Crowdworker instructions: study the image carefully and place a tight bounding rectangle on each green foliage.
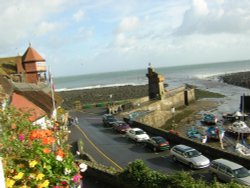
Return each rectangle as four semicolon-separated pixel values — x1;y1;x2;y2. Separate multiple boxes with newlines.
118;160;246;188
118;159;167;188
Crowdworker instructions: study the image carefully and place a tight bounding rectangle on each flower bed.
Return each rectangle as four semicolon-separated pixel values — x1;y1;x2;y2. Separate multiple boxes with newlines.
0;107;82;188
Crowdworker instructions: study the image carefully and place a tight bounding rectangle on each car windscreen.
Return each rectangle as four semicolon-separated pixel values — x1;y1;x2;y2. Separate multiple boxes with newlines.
233;167;250;178
135;130;145;135
154;137;166;144
107;116;116;121
186;150;201;158
119;124;128;127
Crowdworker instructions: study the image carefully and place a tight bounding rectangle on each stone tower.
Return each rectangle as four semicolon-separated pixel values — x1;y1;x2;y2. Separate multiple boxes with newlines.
20;44;47;84
146;64;165;100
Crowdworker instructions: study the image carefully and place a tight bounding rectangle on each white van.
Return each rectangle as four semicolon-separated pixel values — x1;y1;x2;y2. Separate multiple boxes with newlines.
210;158;250;186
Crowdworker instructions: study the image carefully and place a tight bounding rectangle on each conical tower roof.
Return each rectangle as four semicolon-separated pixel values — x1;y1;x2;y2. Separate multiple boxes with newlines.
22;45;45;62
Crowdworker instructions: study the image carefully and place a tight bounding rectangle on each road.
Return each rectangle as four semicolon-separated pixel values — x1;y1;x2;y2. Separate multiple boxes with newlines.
68;108;212;185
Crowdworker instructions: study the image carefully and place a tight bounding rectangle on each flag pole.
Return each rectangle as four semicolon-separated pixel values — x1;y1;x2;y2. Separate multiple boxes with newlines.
49;66;57;121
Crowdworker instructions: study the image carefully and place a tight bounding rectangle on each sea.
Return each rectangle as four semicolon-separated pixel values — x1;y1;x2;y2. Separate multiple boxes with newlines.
54;60;250;92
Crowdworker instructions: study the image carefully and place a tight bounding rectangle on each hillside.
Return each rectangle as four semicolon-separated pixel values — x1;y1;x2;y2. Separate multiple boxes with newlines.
0;56;18;75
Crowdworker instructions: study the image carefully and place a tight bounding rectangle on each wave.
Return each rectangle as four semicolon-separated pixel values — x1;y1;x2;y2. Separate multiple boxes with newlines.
55;82;147;92
194;69;250;79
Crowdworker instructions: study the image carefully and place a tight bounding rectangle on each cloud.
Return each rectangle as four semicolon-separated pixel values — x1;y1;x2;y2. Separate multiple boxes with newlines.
192;0;209;15
0;0;72;53
73;9;85;22
35;21;62;36
174;0;250;35
1;0;250;76
117;16;140;33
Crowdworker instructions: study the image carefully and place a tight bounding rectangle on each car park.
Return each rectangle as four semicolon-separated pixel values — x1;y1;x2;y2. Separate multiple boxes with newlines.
113;121;131;133
170;144;210;169
125;128;150;142
102;114;117;127
209;158;250;186
145;136;170;152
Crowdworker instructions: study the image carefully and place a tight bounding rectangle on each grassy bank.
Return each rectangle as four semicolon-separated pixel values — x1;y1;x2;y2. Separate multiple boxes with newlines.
195;89;225;100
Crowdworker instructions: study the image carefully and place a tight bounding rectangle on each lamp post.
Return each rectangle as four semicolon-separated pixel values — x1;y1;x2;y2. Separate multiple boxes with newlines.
171;107;176;130
109;94;113;114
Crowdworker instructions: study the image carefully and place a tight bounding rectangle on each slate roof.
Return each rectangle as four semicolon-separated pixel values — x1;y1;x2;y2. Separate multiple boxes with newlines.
14;90;54;117
11;92;46;122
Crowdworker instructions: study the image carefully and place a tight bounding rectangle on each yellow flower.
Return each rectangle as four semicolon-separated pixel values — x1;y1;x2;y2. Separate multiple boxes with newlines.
29;173;35;179
13;172;24;180
43;163;51;170
36;173;45;181
20;185;28;188
37;180;50;188
6;178;15;188
29;160;38;168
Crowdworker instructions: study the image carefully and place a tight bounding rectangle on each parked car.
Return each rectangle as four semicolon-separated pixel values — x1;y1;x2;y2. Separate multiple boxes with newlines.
125;128;150;142
170;144;210;169
102;114;117;127
209;158;250;186
113;121;131;133
145;136;170;152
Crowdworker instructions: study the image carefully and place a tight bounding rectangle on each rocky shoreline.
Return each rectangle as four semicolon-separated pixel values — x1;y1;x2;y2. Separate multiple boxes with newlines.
218;71;250;89
58;85;148;109
58;71;249;110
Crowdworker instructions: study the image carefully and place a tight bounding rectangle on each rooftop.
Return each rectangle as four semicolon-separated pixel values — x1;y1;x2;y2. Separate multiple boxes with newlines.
22;46;45;62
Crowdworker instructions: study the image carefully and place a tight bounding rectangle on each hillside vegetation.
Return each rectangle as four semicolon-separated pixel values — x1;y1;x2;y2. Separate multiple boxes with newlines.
0;56;18;75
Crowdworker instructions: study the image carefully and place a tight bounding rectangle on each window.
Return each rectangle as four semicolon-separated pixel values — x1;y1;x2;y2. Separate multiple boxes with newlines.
211;162;218;169
233;167;250;178
219;165;227;173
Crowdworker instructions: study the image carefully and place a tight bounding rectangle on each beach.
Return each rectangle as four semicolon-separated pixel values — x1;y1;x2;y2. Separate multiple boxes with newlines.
58;84;148;109
58;70;250;111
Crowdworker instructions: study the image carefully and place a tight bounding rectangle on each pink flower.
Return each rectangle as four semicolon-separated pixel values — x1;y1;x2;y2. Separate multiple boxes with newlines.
72;174;82;183
19;134;25;141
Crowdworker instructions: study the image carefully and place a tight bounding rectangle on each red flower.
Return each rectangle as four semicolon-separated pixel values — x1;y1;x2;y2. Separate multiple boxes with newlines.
56;148;65;158
61;181;68;186
42;136;55;145
43;148;51;154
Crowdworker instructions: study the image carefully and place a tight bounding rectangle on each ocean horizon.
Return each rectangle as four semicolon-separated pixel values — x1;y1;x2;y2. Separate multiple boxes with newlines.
54;60;250;92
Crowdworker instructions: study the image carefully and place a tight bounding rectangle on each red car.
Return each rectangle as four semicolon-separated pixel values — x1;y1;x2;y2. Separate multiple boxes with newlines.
113;121;131;133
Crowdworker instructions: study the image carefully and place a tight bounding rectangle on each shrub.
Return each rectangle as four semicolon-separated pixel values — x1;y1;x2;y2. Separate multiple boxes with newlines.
118;160;246;188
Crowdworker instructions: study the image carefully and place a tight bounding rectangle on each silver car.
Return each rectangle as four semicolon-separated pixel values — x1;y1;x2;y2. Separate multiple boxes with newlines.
210;158;250;186
170;144;210;169
125;128;150;142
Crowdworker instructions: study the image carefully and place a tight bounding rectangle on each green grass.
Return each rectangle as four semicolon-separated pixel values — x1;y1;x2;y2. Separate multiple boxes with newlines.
195;89;225;100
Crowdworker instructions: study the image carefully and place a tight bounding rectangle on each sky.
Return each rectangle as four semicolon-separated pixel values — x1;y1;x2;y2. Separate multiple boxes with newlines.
0;0;250;77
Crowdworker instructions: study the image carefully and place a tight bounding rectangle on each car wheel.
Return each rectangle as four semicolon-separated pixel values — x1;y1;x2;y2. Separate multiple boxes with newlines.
172;156;177;162
211;172;218;180
189;163;194;169
153;147;157;152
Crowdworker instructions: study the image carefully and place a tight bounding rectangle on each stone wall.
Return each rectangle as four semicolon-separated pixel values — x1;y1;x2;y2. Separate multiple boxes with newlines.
125;85;196;128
